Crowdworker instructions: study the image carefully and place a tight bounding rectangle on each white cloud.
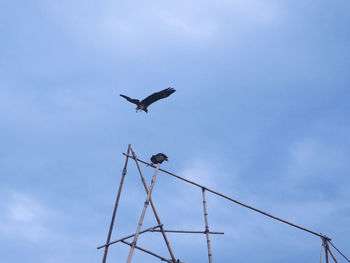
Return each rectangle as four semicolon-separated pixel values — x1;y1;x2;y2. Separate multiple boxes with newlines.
0;192;50;242
182;159;220;187
0;83;46;128
0;80;111;134
225;0;282;23
45;0;283;51
285;138;348;184
7;193;42;222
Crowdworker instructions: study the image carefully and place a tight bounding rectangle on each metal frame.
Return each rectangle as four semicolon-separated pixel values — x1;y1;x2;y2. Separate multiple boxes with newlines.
98;145;223;263
98;144;349;263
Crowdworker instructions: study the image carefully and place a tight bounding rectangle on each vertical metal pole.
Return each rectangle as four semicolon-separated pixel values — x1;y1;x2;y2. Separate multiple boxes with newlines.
126;163;161;263
320;244;324;263
202;187;213;263
102;144;131;263
323;238;329;263
130;148;176;262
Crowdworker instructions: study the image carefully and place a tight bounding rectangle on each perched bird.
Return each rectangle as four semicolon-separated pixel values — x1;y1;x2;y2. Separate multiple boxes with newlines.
120;88;176;113
150;153;168;164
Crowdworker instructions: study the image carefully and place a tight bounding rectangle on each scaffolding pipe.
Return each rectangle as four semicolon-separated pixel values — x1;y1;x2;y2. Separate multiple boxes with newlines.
131;148;176;262
328;247;338;263
202;188;213;263
123;153;331;242
97;225;161;249
122;240;173;263
150;229;224;235
101;145;131;263
126;163;161;263
329;241;350;263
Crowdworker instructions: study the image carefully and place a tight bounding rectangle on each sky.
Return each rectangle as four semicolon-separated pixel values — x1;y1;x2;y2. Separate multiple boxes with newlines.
1;0;350;262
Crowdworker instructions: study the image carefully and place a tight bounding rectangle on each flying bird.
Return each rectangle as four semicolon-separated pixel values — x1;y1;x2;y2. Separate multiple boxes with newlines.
150;153;168;164
120;88;176;113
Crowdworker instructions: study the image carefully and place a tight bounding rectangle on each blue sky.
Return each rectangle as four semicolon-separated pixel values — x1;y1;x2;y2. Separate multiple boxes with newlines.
1;0;350;262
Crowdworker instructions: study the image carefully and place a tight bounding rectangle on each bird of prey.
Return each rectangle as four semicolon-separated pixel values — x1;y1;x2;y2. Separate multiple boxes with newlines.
150;153;168;164
120;88;176;113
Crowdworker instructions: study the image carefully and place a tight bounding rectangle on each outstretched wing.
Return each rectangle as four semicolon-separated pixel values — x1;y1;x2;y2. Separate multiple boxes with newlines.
120;94;139;105
140;88;176;107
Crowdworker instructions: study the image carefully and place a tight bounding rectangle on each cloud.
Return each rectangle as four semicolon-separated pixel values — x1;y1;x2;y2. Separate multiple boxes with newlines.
7;193;43;222
281;137;350;200
287;138;347;177
0;191;50;242
0;80;113;135
44;0;283;52
218;0;282;23
182;159;221;187
2;0;349;262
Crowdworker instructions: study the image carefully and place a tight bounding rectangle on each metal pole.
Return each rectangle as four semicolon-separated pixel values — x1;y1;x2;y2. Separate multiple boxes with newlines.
99;228;224;249
320;244;324;263
122;240;173;263
329;241;350;263
323;238;329;263
326;247;329;263
102;144;131;263
328;247;339;263
123;153;331;241
150;229;224;235
126;163;161;263
97;225;161;249
130;148;176;262
202;188;213;263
